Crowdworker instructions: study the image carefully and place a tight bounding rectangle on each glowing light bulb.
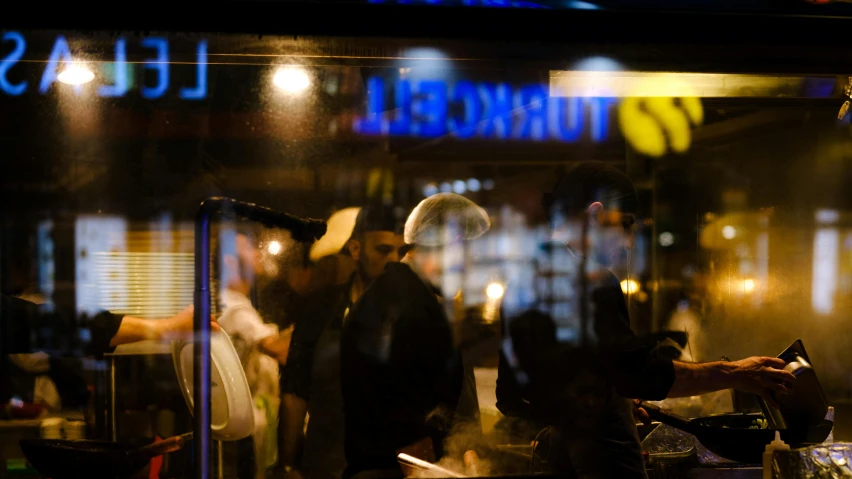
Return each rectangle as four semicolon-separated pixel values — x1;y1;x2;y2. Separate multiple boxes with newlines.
267;241;282;255
722;225;736;240
620;279;640;294
486;283;505;300
273;67;310;94
742;278;756;293
57;63;95;86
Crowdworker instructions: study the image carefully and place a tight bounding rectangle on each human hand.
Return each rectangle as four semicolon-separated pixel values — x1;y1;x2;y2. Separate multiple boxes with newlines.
729;356;795;407
464;450;481;475
156;305;219;341
632;399;652;426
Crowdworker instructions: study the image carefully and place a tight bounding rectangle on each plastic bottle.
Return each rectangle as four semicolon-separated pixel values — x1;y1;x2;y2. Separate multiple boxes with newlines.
763;431;790;479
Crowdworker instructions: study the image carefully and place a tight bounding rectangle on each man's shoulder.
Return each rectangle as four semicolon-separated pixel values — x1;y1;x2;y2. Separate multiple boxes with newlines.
375;262;428;290
348;263;437;326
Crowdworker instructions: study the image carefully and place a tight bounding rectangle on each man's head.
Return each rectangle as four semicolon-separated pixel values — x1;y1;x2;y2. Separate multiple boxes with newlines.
345;206;407;282
543;161;638;266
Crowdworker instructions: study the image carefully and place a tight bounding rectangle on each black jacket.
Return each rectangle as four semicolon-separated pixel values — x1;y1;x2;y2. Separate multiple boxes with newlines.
340;263;466;477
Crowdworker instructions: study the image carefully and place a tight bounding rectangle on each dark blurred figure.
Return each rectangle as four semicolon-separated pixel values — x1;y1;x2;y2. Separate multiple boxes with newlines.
496;162;796;479
280;206;407;479
339;193;489;479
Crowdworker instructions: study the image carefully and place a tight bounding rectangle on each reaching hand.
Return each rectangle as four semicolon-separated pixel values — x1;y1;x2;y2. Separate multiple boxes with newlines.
156;305;219;341
729;356;795;407
632;399;652;426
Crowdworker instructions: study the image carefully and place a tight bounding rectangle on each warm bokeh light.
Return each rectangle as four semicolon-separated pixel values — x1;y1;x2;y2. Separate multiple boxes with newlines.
620;279;640;294
57;63;95;86
267;240;282;255
486;282;505;300
273;66;311;94
722;225;737;240
742;278;756;294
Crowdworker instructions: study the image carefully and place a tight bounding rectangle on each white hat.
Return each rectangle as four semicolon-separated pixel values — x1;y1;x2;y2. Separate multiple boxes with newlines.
309;207;361;262
404;193;490;247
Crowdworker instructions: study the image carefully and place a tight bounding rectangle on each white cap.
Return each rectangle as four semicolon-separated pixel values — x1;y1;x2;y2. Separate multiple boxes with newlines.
404;193;490;247
309;207;361;261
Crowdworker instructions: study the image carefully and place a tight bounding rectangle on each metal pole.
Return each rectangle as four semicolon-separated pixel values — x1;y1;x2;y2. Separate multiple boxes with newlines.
579;214;590;349
191;197;326;479
193;209;212;479
109;357;117;441
650;169;660;332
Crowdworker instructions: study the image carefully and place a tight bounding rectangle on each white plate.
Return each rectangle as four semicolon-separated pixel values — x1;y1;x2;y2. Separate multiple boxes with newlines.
172;331;254;441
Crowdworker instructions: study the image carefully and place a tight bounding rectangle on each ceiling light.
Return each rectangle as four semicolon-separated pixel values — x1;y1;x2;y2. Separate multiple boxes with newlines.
273;67;310;94
620;279;640;295
57;63;95;86
267;241;282;255
486;283;505;300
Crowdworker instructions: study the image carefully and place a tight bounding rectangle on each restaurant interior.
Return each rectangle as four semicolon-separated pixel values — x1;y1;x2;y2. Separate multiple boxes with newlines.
2;27;852;478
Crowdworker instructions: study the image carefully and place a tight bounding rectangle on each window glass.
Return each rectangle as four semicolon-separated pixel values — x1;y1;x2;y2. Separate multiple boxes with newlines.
1;29;849;478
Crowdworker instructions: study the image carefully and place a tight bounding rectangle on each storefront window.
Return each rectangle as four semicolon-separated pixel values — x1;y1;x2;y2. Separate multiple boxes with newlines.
1;26;849;478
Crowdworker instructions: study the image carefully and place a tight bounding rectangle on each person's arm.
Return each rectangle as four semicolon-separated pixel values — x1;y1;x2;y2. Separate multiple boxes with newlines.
279;310;322;473
259;326;294;364
281;393;308;472
588;275;795;406
668;357;795;405
108;305;219;347
495;348;535;420
494;304;536;421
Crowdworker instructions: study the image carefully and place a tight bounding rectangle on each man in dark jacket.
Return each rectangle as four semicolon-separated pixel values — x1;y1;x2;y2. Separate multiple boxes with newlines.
339;193;489;479
281;206;408;479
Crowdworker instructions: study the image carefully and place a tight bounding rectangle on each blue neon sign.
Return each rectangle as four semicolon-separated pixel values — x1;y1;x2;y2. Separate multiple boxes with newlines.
367;0;550;8
0;32;208;100
354;76;615;142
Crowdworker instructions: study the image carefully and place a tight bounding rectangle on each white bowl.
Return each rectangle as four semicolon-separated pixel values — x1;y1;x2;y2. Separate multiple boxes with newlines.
172;330;254;441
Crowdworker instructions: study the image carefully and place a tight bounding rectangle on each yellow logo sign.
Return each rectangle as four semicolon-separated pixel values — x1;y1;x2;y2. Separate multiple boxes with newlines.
618;96;704;158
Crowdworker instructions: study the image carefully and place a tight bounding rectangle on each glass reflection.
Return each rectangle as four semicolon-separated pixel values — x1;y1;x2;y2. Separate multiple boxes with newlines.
0;30;850;479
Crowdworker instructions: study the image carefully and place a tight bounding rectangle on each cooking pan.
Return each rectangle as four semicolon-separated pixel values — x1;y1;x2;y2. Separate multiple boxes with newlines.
639;402;832;463
20;431;192;479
